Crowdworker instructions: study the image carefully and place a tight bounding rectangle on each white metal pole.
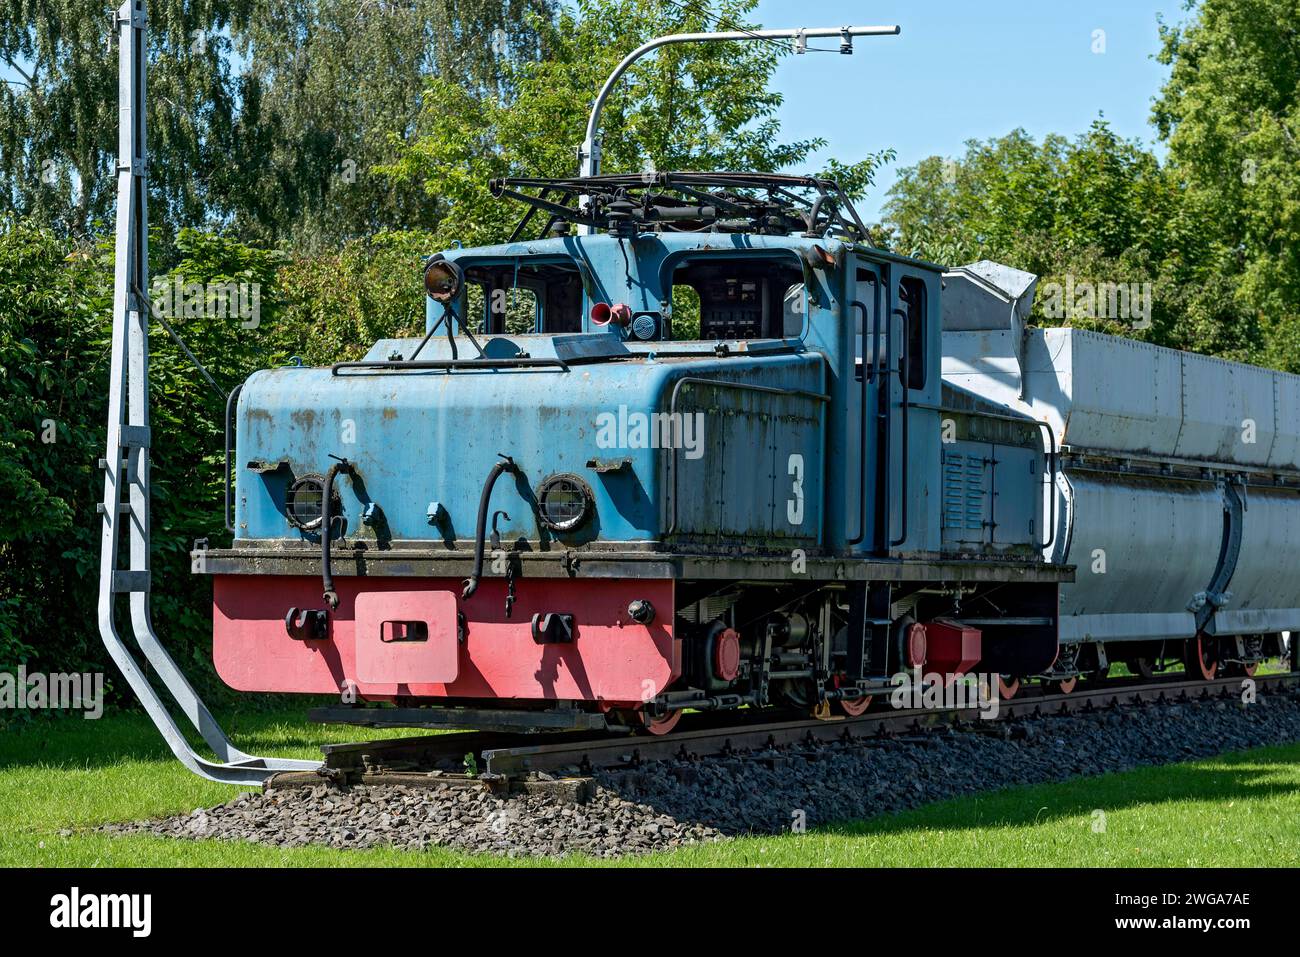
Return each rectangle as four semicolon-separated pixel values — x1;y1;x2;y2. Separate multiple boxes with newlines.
575;24;900;233
580;25;902;178
99;0;321;784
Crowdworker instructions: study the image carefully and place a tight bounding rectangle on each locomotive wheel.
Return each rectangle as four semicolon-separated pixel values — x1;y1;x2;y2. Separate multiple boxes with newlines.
997;675;1021;699
836;695;873;716
610;706;682;735
1183;634;1218;681
641;709;682;735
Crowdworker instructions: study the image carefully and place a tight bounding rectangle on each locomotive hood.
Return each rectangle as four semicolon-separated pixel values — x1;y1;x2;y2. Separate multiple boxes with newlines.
232;339;827;550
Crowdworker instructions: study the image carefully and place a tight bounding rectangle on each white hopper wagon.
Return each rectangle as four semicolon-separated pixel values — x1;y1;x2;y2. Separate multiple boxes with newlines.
943;261;1300;679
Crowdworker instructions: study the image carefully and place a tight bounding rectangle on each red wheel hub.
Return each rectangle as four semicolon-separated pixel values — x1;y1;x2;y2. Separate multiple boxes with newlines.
712;627;741;682
903;622;928;670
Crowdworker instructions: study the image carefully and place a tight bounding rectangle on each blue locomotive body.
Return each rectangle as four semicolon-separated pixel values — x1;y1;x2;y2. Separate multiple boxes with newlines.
233;231;939;555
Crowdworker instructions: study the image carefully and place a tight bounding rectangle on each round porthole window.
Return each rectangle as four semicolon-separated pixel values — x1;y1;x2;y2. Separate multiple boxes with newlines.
536;474;593;532
286;476;327;530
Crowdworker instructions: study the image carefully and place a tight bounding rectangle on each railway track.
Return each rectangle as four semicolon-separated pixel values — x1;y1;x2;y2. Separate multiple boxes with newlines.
265;671;1300;798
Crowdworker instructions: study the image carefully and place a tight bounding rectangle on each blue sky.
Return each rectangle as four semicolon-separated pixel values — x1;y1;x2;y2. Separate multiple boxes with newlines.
3;1;1193;225
751;0;1189;220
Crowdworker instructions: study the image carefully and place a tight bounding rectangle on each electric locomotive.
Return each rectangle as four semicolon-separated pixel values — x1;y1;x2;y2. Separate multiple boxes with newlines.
199;173;1078;733
198;172;1300;734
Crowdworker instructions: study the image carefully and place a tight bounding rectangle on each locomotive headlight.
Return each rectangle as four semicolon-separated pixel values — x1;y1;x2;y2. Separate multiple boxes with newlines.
286;476;327;530
424;257;463;302
537;474;593;532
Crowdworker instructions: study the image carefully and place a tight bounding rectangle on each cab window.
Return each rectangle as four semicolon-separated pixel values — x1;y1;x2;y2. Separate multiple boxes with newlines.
462;260;584;334
898;276;927;390
669;257;805;340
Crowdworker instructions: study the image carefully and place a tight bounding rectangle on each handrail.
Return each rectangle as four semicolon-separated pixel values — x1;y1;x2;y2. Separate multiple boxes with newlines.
878;274;895;554
331;358;570;375
224;381;242;532
891;306;910;548
846;299;871;546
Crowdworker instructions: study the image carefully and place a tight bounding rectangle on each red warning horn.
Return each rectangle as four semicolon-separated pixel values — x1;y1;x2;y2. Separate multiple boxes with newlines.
591;302;632;327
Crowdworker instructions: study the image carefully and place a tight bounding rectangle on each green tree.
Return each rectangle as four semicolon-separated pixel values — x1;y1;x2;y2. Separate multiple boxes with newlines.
1153;0;1300;371
0;0;247;237
0;219;108;671
225;0;554;248
881;120;1248;355
378;0;892;248
0;218;286;695
271;230;430;362
0;1;553;246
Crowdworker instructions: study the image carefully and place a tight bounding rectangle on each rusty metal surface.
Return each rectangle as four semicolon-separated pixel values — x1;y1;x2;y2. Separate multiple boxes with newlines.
193;544;1072;584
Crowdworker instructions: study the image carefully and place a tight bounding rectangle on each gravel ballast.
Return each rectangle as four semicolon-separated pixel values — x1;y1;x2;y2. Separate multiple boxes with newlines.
106;689;1300;858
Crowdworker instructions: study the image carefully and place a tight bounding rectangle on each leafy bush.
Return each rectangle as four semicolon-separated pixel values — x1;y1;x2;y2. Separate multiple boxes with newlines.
0;216;435;712
0;221;109;675
272;231;431;364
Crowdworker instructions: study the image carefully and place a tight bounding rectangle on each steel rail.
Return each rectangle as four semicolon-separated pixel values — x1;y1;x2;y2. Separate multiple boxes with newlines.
479;672;1298;776
271;672;1299;789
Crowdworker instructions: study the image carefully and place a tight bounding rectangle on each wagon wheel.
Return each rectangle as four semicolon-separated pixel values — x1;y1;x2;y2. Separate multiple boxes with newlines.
1225;636;1264;678
997;675;1021;699
637;709;682;735
1124;657;1156;680
1044;645;1079;694
1183;634;1218;681
1043;675;1077;694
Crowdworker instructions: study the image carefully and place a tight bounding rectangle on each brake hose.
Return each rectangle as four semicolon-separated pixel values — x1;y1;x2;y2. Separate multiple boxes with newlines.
321;457;353;610
463;454;521;599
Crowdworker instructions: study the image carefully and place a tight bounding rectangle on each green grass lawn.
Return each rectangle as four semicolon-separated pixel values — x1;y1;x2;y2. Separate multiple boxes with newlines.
2;707;1298;867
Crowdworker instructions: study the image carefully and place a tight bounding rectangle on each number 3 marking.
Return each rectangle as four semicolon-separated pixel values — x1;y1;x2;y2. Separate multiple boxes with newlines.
787;453;804;525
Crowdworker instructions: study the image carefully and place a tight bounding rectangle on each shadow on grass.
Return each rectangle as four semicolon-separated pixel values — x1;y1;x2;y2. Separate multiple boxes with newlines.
0;704;342;772
815;744;1300;840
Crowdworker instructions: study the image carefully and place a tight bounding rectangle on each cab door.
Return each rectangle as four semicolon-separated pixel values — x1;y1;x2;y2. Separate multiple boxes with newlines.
848;256;939;556
846;258;891;553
